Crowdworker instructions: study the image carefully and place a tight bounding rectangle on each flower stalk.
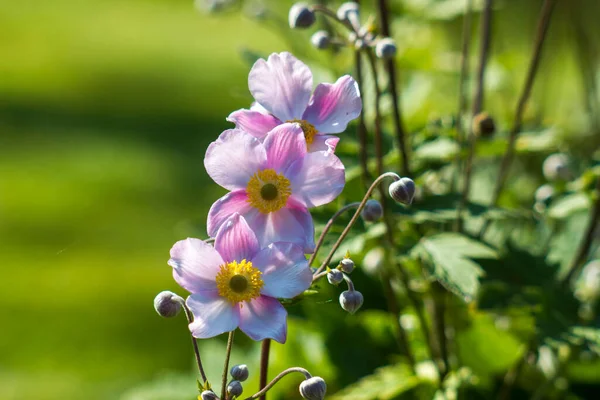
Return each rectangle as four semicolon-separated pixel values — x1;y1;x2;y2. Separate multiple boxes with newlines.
259;339;271;400
221;330;236;400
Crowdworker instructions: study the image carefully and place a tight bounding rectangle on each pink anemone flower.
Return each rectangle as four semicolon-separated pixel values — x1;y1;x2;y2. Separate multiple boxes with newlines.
227;52;362;152
205;123;345;253
169;213;312;343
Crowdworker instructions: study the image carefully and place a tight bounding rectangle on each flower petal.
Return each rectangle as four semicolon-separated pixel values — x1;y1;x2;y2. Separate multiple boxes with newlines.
168;238;223;293
227;109;281;139
248;52;313;122
302;75;362;134
248;206;315;253
309;134;340;153
252;242;312;299
285;197;316;253
263;123;307;173
204;129;267;191
214;213;260;263
239;295;287;343
187;291;239;339
207;190;254;238
287;151;345;208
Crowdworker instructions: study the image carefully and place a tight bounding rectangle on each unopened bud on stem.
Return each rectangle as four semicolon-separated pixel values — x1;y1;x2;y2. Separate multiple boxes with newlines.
339;290;364;314
375;37;397;59
153;291;183;318
230;364;249;382
472;112;496;138
311;30;330;49
299;376;327;400
289;3;316;29
337;2;359;22
227;380;243;397
200;390;219;400
327;269;344;285
389;177;416;205
340;258;355;274
361;199;383;222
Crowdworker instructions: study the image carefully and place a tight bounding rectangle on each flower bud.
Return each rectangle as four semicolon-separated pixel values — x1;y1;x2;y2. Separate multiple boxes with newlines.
339;258;355;274
535;184;554;205
543;153;571;181
472;112;496;138
227;380;243;397
336;2;359;21
375;37;397;59
339;290;364;314
200;390;219;400
361;199;383;222
327;269;344;285
389;177;416;205
153;291;183;318
299;376;327;400
289;3;316;29
230;364;249;382
311;30;330;50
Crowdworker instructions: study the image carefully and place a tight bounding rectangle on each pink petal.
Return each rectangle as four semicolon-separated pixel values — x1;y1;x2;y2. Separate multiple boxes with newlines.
248;52;313;122
214;213;260;263
248;206;315;253
168;238;223;293
263;123;307;173
187;291;240;339
287;151;346;208
204;129;267;191
251;242;312;299
286;197;316;253
207;191;253;238
239;296;287;343
227;109;281;139
309;134;340;153
302;75;362;134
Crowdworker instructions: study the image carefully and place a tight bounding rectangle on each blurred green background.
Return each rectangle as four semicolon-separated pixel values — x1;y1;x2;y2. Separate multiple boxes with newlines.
1;0;598;399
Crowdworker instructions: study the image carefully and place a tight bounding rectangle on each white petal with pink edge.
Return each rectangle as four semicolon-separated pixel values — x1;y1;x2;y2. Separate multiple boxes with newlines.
238;295;287;343
168;238;223;293
246;206;315;254
187;291;240;339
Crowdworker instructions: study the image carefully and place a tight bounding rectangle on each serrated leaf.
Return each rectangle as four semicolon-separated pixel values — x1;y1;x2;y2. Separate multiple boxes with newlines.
413;233;497;301
548;193;591;219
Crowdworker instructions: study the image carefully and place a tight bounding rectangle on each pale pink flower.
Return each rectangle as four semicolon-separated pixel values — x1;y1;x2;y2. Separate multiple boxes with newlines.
169;213;312;343
205;123;345;253
227;52;362;152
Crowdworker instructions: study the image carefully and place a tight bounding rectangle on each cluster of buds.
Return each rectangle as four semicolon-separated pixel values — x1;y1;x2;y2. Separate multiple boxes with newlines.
288;1;398;59
324;253;363;314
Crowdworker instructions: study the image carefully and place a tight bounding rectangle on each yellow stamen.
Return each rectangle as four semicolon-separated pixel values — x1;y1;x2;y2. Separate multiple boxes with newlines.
246;169;291;214
215;259;264;304
287;119;317;147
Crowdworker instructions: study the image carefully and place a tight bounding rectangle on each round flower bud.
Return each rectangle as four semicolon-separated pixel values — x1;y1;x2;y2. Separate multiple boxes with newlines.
227;380;243;397
200;390;219;400
361;199;383;222
336;2;359;21
153;291;183;318
535;184;555;205
543;153;571;181
327;269;344;285
299;376;327;400
230;364;249;382
389;177;416;205
339;258;355;274
375;37;397;59
289;3;316;29
339;290;364;314
311;30;330;50
472;112;496;138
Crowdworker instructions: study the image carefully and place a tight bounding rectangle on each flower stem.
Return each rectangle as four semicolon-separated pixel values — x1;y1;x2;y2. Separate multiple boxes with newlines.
221;331;235;400
242;368;312;400
455;0;493;233
374;0;411;176
311;4;357;33
309;202;361;268
258;339;271;400
175;298;208;383
315;172;400;276
478;0;556;238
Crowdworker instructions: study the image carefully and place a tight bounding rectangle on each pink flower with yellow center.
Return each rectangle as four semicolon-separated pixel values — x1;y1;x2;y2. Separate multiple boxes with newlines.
227;52;362;152
169;213;312;343
205;123;345;253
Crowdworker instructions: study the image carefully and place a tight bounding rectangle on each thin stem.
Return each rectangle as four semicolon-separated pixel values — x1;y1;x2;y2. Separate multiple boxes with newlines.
354;50;372;189
479;0;556;238
451;0;474;192
242;368;311;400
342;272;356;291
315;172;401;276
374;0;411;176
311;4;357;33
221;331;235;400
309;202;361;267
175;298;208;383
456;0;493;233
561;178;600;286
258;339;271;400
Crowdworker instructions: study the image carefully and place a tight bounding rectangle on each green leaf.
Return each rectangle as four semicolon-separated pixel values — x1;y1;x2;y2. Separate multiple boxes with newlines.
413;233;497;301
548;193;591;219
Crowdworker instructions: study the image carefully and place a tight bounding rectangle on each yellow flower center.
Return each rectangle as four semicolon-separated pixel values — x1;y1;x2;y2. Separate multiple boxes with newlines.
246;169;292;213
215;259;264;304
287;119;317;147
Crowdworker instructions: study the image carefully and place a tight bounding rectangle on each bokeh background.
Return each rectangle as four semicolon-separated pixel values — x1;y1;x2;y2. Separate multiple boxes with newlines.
1;0;599;399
